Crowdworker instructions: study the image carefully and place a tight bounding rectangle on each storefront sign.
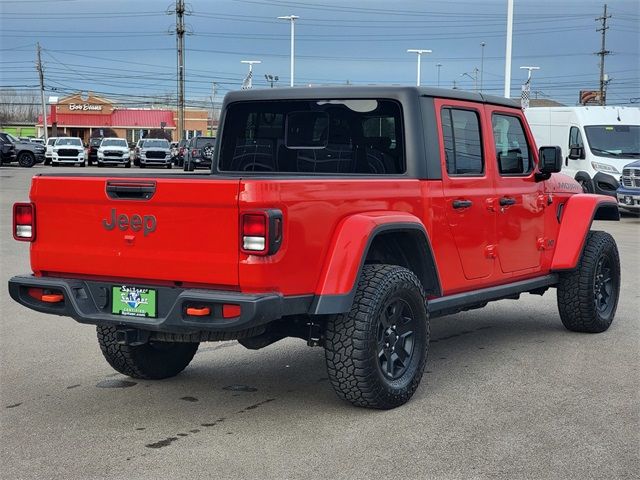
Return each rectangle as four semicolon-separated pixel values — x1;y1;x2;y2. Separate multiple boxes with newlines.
68;103;104;111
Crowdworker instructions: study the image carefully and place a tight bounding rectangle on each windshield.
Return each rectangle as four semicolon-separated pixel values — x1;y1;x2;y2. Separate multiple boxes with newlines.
142;139;169;148
584;125;640;158
55;138;82;146
101;139;127;147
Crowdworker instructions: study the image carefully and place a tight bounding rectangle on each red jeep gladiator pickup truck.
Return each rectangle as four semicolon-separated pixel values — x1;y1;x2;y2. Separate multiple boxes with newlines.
9;87;621;409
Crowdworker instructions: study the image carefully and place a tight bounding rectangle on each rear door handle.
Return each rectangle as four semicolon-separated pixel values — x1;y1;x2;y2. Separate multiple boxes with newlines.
499;197;516;206
452;199;473;209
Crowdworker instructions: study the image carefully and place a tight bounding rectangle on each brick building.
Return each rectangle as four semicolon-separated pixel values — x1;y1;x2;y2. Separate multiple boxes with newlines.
36;93;210;143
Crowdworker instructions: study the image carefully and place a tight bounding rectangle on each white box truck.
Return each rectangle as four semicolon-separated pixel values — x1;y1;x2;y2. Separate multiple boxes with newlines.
525;106;640;196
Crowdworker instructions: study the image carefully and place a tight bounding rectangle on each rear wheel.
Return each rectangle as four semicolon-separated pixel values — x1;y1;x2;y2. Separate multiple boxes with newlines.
324;264;429;409
557;231;620;333
17;152;35;168
96;325;199;380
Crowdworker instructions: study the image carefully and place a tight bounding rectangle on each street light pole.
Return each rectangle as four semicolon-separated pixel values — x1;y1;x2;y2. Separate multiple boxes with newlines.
480;41;486;93
436;63;443;88
504;0;514;98
407;49;432;86
277;15;299;87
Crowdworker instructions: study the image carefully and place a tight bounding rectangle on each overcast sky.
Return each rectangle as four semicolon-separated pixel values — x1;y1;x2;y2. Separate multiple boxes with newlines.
0;0;638;107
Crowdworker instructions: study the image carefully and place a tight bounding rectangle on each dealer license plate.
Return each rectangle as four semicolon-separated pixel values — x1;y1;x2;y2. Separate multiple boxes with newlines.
112;286;157;318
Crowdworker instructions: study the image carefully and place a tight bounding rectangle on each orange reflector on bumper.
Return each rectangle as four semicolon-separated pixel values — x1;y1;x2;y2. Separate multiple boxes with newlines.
186;306;211;317
41;293;64;303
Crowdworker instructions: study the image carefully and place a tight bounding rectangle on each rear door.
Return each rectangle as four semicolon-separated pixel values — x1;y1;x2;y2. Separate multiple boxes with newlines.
486;107;545;274
435;99;496;280
30;176;241;287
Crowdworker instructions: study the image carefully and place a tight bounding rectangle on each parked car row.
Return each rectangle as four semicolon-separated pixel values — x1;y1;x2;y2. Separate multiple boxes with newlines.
3;133;217;171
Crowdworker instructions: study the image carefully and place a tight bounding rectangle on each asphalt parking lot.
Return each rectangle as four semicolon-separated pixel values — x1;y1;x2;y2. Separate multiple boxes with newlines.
0;164;638;480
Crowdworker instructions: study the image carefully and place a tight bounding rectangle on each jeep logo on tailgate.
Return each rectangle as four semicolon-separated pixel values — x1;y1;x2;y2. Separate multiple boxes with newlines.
102;208;157;236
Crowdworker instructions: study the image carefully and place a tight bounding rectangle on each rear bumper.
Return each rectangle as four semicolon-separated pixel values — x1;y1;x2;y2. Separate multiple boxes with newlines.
8;275;311;334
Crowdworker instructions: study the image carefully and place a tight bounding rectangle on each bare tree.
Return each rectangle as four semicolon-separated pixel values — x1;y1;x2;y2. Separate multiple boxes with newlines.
0;89;40;124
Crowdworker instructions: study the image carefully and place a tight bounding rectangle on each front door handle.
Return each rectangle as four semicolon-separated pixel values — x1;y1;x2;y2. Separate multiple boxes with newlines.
452;199;473;209
499;197;516;206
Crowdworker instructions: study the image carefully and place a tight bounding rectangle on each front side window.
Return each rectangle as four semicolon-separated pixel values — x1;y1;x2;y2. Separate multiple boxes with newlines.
219;99;405;174
441;107;484;176
569;126;583;149
492;114;533;175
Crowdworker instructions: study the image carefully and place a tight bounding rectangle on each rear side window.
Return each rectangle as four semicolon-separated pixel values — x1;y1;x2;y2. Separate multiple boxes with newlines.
218;99;405;174
492;114;533;175
441;108;484;175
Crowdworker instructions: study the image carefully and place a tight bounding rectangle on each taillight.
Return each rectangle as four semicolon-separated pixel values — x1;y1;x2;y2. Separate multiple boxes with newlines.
240;210;283;256
13;202;35;242
192;148;199;156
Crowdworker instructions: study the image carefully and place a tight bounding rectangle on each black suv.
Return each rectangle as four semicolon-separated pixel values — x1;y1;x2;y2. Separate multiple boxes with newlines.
0;132;45;167
183;136;216;171
88;137;103;166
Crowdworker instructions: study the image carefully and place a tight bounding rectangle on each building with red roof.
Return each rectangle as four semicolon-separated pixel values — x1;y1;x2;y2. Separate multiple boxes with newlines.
36;92;211;143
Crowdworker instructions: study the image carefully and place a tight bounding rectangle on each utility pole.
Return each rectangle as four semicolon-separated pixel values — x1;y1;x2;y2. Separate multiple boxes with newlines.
504;0;514;98
407;49;432;86
210;82;217;135
175;0;186;141
596;4;611;106
436;63;442;88
36;42;47;141
480;41;486;93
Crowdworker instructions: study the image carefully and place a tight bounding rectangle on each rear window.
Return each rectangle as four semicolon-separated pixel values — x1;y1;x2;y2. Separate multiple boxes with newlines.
194;137;215;148
218;99;405;174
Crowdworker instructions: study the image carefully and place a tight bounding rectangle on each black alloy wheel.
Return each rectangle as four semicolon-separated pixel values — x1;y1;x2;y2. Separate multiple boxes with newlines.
377;297;417;380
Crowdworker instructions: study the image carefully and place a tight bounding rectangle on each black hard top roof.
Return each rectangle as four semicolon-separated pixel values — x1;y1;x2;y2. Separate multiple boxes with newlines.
224;86;518;109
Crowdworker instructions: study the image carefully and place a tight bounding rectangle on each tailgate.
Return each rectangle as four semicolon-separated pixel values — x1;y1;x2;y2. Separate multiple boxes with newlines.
30;176;240;287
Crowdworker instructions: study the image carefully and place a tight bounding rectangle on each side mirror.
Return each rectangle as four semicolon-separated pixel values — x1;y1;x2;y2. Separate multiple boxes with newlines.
568;144;585;160
535;145;562;181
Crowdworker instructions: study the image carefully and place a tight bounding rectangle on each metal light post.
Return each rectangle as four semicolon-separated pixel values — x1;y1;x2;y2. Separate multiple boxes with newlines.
241;60;261;89
504;0;514;98
277;15;299;87
461;69;479;92
407;49;432;86
436;63;443;88
480;42;486;93
265;74;279;88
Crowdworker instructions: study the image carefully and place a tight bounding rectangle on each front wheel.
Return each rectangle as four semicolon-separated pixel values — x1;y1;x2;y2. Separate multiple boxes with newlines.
557;231;620;333
17;152;35;168
324;264;429;409
96;326;199;380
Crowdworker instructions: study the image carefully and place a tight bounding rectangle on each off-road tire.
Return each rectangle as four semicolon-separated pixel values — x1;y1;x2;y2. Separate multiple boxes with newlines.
325;264;429;409
96;325;199;379
17;152;35;168
557;231;620;333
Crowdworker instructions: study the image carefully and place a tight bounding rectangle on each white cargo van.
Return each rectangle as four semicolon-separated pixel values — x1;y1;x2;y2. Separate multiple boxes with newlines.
525;106;640;196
